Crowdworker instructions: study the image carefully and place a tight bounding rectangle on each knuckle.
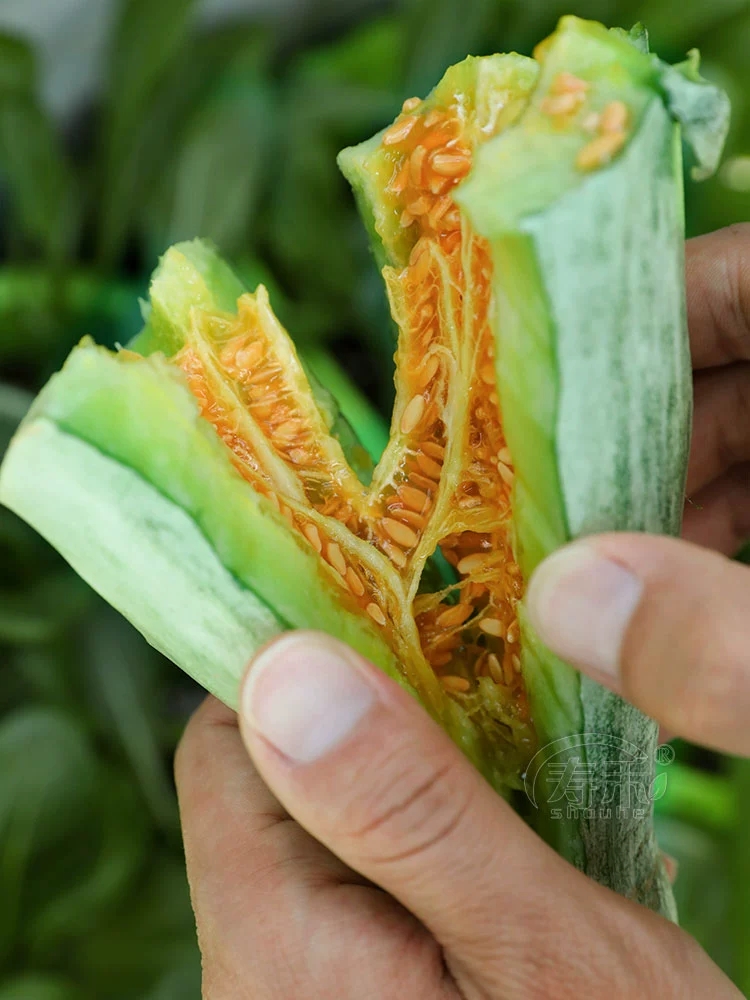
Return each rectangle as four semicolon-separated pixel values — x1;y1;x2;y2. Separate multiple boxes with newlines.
342;745;472;870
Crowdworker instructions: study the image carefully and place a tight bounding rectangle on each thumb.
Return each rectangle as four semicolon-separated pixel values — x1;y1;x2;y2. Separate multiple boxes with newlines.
236;631;731;998
237;631;639;988
527;534;750;755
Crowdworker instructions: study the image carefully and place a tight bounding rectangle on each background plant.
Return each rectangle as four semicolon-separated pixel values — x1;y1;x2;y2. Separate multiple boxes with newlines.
0;1;748;996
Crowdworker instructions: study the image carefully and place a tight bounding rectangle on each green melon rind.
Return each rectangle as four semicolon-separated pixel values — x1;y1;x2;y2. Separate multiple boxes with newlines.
0;344;402;706
456;16;721;916
1;420;284;708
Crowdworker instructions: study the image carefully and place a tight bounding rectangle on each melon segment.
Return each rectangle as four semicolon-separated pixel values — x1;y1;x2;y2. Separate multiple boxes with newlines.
0;14;732;916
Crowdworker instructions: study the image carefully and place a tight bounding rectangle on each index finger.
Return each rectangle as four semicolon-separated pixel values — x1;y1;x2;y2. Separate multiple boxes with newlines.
174;696;356;960
687;224;750;370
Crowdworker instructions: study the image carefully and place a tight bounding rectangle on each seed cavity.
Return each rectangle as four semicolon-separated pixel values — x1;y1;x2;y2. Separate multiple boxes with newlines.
431;152;471;177
399;484;430;512
382;517;419;549
552;71;589;95
497;461;514;486
600;100;628;134
541;91;584;117
487;654;503;684
576;130;626;171
479;617;504;637
456;552;490;575
367;603;387;625
441;675;470;693
327;542;347;577
415;452;442;480
383;116;418;145
401;394;426;435
437;603;473;628
304;523;322;553
346;567;366;597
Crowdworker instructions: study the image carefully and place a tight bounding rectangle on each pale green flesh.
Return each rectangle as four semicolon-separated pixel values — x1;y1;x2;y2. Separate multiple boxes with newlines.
0;345;401;703
1;421;283;709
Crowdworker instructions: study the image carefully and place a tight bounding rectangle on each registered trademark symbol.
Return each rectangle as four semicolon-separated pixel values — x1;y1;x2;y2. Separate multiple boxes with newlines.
656;744;675;766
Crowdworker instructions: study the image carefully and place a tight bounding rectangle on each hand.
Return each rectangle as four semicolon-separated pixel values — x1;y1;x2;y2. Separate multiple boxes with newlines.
174;225;749;999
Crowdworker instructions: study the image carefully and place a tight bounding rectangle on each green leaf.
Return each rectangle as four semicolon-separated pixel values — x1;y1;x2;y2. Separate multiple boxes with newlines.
655;760;736;833
0;35;35;93
0;975;83;1000
634;0;750;50
96;0;199;265
0;708;98;962
0;382;32;456
26;770;151;964
146;34;275;256
401;0;510;96
729;757;750;993
82;606;177;830
71;854;198;999
655;814;733;975
294;15;406;92
0;571;91;644
0;36;78;262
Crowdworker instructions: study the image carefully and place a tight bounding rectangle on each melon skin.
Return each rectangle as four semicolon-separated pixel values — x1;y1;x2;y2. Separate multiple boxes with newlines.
0;15;731;922
340;15;728;918
0;344;403;707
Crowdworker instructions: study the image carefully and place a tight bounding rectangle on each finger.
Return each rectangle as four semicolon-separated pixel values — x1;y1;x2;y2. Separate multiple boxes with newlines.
687;224;750;370
527;534;750;755
174;696;358;988
687;363;750;494
684;463;750;555
237;632;728;996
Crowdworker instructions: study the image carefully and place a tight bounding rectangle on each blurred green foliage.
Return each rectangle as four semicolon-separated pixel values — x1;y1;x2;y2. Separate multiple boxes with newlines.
0;1;748;996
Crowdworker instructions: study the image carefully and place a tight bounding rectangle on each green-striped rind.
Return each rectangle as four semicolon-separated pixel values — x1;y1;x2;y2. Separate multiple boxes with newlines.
1;420;283;708
456;17;708;915
0;344;402;706
540;102;686;918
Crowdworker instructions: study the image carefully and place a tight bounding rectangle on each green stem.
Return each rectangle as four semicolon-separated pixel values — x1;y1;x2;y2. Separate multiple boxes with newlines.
728;757;750;993
654;761;736;835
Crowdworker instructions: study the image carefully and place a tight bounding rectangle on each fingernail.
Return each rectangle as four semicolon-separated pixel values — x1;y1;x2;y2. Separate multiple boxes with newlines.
526;544;643;678
241;633;376;764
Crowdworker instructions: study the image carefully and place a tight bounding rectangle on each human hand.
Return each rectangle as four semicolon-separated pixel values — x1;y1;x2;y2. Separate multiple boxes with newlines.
174;226;750;998
175;631;737;998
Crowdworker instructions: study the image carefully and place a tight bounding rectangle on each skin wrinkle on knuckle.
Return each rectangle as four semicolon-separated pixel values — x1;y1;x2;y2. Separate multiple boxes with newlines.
341;747;473;871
